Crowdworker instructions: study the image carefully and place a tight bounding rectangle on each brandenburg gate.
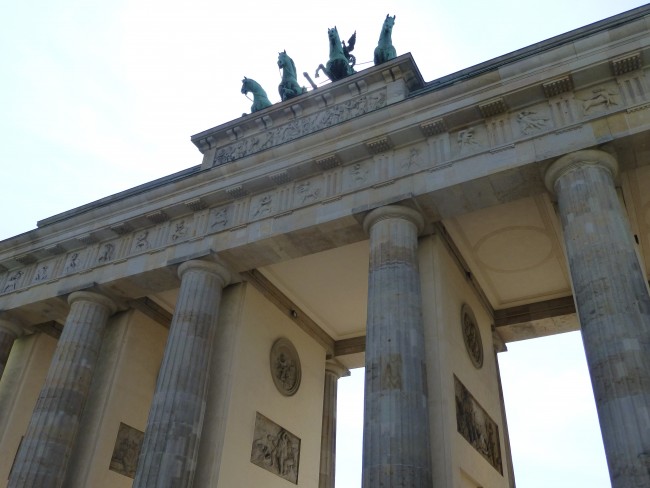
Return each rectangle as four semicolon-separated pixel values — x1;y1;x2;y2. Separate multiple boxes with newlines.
1;6;649;488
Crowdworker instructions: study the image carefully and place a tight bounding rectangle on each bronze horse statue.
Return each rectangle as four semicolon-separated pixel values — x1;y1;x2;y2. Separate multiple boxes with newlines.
374;14;396;65
278;51;306;102
241;77;272;113
315;27;356;82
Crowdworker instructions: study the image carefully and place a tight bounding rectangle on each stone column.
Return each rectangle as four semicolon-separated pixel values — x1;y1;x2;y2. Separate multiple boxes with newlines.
8;291;115;488
133;259;230;488
545;149;650;488
319;359;350;488
0;318;23;380
361;205;432;487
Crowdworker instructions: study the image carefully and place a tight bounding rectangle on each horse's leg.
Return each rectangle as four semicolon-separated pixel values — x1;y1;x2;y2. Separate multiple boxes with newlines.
315;64;325;78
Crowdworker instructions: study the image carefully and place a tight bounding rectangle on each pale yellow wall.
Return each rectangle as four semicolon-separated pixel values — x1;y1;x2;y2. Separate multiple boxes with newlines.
0;332;57;485
65;309;167;488
420;234;511;488
216;283;327;488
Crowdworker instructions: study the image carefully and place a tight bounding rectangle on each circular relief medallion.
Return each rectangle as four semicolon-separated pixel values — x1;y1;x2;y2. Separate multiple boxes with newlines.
461;304;483;369
270;338;302;396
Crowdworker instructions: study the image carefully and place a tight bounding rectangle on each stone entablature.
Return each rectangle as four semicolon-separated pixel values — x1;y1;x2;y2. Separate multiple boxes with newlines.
1;10;650;326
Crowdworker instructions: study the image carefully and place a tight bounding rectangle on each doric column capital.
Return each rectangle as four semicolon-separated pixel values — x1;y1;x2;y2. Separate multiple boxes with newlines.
544;149;618;194
325;359;350;379
178;259;231;288
68;291;116;315
0;318;24;338
362;205;425;235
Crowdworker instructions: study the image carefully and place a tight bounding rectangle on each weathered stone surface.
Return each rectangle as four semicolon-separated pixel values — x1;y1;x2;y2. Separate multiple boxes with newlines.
8;291;115;488
133;259;230;488
0;319;22;379
362;205;432;487
319;359;349;488
546;150;650;488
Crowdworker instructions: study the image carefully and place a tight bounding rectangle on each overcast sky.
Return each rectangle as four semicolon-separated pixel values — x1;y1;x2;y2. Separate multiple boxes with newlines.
2;1;648;487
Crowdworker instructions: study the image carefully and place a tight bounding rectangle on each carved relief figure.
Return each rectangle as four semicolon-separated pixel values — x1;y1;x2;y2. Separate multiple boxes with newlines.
296;181;320;204
3;270;23;292
402;148;422;169
349;163;368;183
270;338;301;396
211;207;229;229
517;110;549;134
110;423;144;479
98;243;115;263
33;265;49;282
253;195;273;218
171;220;187;241
213;90;386;166
462;305;483;369
251;413;301;484
455;376;503;473
457;128;480;148
135;231;150;250
582;88;618;112
65;253;80;274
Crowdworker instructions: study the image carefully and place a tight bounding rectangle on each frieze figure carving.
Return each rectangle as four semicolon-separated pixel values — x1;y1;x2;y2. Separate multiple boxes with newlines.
455;376;503;473
349;162;369;184
214;90;386;166
33;265;49;282
402;147;422;169
315;27;356;82
374;14;396;65
171;220;187;241
135;231;150;250
461;304;483;369
110;423;144;479
582;87;618;112
457;128;480;148
253;195;273;218
242;77;273;113
98;242;116;263
278;51;306;102
3;270;23;293
517;110;549;134
296;181;320;204
210;207;229;229
64;253;80;274
270;338;301;396
250;412;300;484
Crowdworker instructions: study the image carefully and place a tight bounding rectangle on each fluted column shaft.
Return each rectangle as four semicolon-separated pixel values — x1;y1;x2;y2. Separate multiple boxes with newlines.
319;360;349;488
8;291;115;488
546;150;650;488
362;205;432;488
134;260;230;488
0;319;22;380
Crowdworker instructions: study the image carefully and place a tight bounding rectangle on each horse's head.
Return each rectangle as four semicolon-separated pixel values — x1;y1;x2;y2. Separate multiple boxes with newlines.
384;14;395;31
327;26;340;46
241;77;253;95
278;50;288;69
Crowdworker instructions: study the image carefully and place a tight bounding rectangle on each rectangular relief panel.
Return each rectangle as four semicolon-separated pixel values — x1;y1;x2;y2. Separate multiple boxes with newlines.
454;376;503;474
250;412;301;484
109;422;144;479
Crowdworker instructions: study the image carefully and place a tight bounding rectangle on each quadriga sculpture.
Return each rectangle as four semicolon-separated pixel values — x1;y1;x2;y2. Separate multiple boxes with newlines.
315;27;356;82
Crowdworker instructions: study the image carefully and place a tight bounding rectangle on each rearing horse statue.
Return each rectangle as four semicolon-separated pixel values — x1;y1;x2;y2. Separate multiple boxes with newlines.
241;77;272;113
278;50;306;102
374;14;396;65
315;27;356;82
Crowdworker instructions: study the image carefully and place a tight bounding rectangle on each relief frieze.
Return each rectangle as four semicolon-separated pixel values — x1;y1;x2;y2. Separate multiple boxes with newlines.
250;412;300;484
213;89;387;166
455;376;502;474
